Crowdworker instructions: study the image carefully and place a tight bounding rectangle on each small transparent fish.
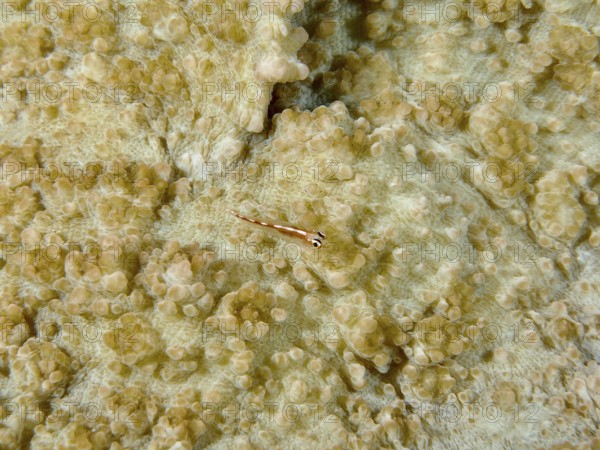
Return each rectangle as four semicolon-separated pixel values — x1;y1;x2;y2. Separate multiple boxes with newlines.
227;209;327;248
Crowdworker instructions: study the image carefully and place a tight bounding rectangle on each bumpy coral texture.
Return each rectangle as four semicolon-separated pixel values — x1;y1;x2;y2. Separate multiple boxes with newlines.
1;0;599;449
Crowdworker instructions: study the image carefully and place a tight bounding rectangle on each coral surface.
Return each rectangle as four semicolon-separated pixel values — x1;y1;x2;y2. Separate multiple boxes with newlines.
0;0;599;448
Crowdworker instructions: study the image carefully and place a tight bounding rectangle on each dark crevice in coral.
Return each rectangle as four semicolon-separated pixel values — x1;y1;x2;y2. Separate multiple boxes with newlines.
264;0;366;117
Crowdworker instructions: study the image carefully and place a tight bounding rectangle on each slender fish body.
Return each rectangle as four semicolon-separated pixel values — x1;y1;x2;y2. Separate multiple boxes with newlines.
227;209;326;248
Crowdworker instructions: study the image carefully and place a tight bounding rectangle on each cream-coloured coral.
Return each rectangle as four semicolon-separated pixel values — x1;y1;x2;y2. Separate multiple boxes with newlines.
1;0;600;448
10;340;71;400
532;169;587;244
549;25;599;64
0;304;30;347
102;312;161;366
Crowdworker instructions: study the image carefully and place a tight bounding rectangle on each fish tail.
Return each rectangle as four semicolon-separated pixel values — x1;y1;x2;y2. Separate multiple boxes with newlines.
227;209;262;226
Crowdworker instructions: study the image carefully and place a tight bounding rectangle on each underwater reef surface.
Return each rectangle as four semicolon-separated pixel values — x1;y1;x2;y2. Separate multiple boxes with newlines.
0;0;599;448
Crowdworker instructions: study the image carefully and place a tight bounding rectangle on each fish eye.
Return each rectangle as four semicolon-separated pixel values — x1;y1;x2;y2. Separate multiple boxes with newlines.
312;239;322;248
317;231;326;239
